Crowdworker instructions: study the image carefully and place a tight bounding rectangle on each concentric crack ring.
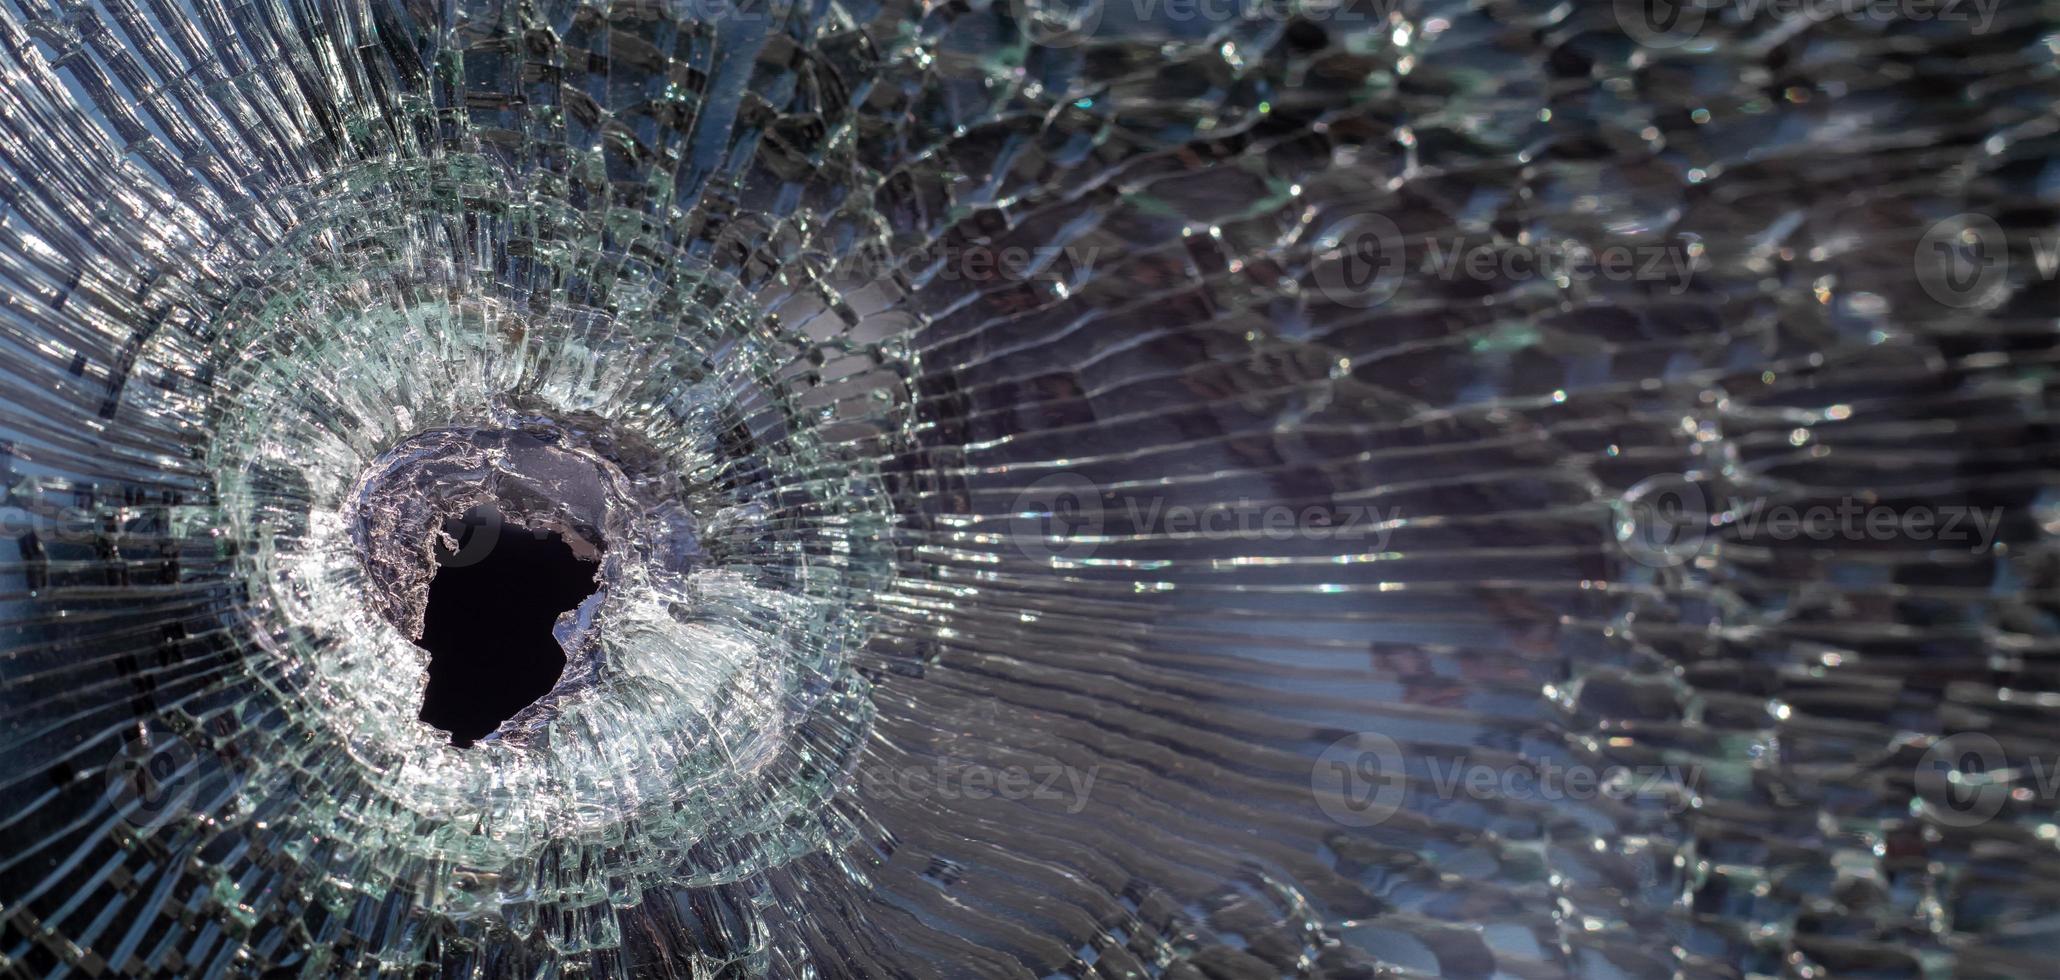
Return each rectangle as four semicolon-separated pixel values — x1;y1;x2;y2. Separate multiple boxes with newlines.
197;158;896;929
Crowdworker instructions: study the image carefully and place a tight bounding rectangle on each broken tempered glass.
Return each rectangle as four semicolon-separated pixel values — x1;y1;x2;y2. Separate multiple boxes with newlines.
1;0;2057;975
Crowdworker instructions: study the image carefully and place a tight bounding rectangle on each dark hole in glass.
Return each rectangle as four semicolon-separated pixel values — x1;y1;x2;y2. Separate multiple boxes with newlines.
416;505;599;747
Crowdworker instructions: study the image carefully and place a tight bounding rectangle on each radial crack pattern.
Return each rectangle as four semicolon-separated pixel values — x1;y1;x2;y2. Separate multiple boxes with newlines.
1;0;2058;977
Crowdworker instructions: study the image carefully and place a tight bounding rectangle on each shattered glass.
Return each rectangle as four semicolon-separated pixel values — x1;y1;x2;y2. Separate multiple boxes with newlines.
2;0;2058;975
